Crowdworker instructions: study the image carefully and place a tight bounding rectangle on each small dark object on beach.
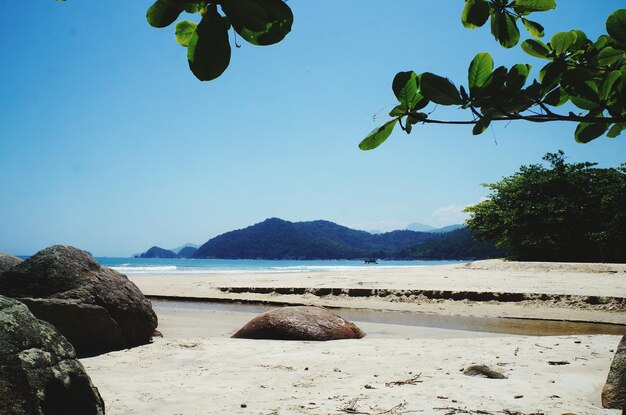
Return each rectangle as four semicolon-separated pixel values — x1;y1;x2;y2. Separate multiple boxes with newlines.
232;306;365;341
548;361;570;366
462;364;507;379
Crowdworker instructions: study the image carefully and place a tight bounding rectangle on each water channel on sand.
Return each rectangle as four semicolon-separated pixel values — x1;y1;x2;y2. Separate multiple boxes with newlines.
151;300;626;339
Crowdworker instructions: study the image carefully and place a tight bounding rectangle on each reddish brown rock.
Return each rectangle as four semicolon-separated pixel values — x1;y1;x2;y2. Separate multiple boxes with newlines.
0;245;158;356
232;306;365;341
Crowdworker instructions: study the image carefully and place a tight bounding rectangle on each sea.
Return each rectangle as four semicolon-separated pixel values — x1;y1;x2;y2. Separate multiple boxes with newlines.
95;258;465;275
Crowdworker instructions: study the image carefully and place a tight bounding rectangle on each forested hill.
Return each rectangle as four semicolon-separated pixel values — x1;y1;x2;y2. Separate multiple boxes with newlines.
192;218;500;260
193;218;435;259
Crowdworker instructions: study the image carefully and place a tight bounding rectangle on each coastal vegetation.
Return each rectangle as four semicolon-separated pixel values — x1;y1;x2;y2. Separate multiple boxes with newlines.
466;151;626;263
396;227;506;261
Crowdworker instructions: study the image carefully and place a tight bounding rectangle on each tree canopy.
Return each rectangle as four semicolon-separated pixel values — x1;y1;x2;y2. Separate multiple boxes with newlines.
465;151;626;263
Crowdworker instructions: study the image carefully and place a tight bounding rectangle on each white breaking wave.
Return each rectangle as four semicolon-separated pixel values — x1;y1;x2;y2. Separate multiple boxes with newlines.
112;266;178;273
111;263;431;275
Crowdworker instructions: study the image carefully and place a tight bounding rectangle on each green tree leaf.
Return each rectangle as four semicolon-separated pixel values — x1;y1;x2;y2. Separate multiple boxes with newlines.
491;11;520;48
187;6;231;81
219;0;293;46
607;123;626;138
461;0;490;29
392;71;421;109
511;0;556;13
539;61;565;93
521;18;544;38
468;52;493;92
561;68;599;105
543;87;568;106
147;0;197;28
570;96;601;111
575;121;608;143
472;116;491;135
506;64;532;91
359;119;398;150
597;46;624;66
550;31;577;56
175;20;197;47
606;9;626;45
389;104;407;117
599;70;621;102
520;39;551;59
420;73;464;105
570;29;588;51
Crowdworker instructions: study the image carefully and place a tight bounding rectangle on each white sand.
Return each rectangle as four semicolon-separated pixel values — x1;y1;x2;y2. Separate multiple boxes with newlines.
81;260;626;414
82;335;622;415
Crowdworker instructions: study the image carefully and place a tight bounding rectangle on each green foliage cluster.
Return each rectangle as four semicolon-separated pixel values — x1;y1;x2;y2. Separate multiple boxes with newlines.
146;0;293;80
360;1;626;149
396;227;505;261
465;151;626;263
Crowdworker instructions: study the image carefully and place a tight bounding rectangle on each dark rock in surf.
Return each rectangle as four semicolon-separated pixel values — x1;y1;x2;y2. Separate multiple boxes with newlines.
0;253;23;273
0;245;158;356
232;306;365;341
0;295;105;415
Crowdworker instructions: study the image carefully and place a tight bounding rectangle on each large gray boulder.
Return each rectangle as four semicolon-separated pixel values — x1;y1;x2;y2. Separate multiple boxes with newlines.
0;253;23;273
0;295;105;415
0;245;158;356
232;306;366;341
602;335;626;409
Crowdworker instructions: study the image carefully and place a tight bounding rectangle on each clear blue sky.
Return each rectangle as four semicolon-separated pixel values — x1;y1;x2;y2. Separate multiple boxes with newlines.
1;1;624;256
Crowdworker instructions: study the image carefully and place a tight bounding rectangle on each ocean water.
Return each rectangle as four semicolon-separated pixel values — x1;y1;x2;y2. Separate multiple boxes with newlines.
96;258;466;275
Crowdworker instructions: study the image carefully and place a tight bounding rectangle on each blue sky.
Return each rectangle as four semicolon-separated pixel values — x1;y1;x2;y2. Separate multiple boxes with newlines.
1;1;624;256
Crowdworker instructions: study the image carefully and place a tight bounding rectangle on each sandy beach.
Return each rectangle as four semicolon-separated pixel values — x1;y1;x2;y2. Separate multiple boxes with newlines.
81;260;626;414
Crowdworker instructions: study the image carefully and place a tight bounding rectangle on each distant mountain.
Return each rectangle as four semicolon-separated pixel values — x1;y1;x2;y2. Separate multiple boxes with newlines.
405;222;436;232
177;246;198;258
395;228;505;260
405;222;465;233
136;246;178;259
429;224;465;233
193;218;436;260
170;243;200;255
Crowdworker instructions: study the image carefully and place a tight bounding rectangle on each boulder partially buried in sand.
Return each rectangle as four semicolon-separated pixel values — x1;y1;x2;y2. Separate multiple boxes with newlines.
602;335;626;409
232;306;365;341
0;295;105;415
0;253;23;273
0;245;158;356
